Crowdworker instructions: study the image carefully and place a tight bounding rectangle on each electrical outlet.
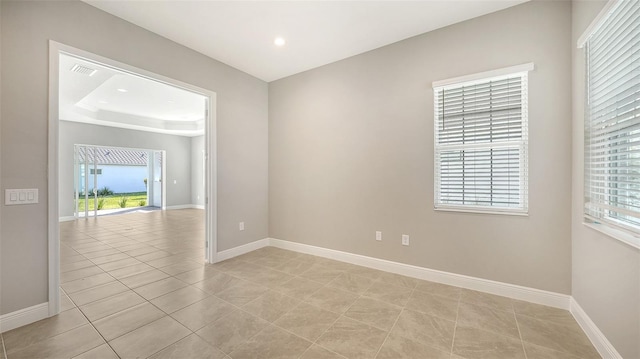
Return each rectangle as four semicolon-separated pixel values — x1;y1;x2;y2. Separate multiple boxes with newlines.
402;234;410;246
239;222;245;231
375;231;382;241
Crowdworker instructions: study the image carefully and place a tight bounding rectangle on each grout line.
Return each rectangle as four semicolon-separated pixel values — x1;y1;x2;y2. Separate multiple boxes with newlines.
1;332;7;359
449;294;462;358
514;310;529;359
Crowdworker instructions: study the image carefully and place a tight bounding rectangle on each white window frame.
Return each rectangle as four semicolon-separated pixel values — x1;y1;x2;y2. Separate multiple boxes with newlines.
579;0;640;249
432;63;534;215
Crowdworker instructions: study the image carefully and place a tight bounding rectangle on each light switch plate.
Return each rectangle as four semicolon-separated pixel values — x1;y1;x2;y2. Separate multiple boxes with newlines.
5;189;39;205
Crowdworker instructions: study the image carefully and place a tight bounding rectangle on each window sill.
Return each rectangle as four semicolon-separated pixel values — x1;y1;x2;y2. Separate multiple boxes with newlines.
434;206;528;217
583;221;640;250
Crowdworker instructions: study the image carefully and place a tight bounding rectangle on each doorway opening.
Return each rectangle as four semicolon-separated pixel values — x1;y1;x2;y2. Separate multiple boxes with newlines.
48;41;218;317
74;145;166;218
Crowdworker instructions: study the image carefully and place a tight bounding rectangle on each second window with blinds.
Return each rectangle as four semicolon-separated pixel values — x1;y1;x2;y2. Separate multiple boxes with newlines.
433;64;533;215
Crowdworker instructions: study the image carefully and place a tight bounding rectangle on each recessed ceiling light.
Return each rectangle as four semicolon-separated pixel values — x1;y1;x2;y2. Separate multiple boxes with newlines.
274;37;286;47
117;88;128;93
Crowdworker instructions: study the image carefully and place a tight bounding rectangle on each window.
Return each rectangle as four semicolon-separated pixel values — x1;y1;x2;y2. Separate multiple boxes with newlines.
433;64;532;214
89;169;102;175
583;0;640;235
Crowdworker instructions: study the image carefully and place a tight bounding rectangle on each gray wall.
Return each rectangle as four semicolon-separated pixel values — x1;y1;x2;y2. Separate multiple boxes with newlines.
0;0;269;315
571;1;640;358
269;1;573;294
58;121;194;217
191;135;205;206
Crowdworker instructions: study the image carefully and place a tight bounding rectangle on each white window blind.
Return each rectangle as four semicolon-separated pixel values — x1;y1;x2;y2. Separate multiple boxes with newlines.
433;67;530;214
584;0;640;233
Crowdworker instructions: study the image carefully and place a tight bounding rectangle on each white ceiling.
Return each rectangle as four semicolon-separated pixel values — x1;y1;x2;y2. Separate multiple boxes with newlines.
60;54;207;136
83;0;528;82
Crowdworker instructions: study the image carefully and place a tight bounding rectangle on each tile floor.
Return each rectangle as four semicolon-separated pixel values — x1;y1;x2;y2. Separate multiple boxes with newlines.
1;209;600;359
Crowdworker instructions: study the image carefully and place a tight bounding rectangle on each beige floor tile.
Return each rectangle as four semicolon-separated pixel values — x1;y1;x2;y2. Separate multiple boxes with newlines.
390;309;455;352
377;332;450;359
147;255;190;268
304;286;360;314
376;272;420;289
134;250;173;262
457;302;520;339
8;325;104;359
72;343;119;359
107;262;154;279
299;265;344;285
252;255;288;269
120;269;170;288
149;334;226;359
452;325;526;359
68;281;129;306
299;345;345;359
415;280;462;300
92;302;166;340
87;252;130;265
215;280;269;306
275;302;340;341
274;258;315;275
460;289;514;312
316;317;387;359
61;265;105;283
193;271;244;294
274;277;324;299
61;272;115;294
79;290;146;321
242;290;300;322
327;273;375;294
363;281;413;306
109;316;191;359
174;266;221;284
97;257;142;272
513;300;578;327
60;259;95;273
3;308;89;354
159;260;204;276
523;341;583;359
344;297;402;331
123;246;159;257
196;310;269;354
151;285;210;313
345;264;384;280
134;277;189;300
405;290;459;321
171;295;237;331
59;291;77;311
517;315;600;358
229;325;312;359
243;269;295;288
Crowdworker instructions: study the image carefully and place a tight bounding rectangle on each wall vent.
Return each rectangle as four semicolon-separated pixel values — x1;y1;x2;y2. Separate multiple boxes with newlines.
70;64;97;76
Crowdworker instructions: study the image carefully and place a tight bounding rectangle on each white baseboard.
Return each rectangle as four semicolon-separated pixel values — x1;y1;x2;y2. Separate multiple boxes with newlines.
268;238;571;310
215;238;270;262
0;302;49;333
59;216;75;222
166;204;204;210
570;298;622;359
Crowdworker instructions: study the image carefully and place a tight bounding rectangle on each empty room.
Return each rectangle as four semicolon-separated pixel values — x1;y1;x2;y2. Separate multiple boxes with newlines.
0;1;638;359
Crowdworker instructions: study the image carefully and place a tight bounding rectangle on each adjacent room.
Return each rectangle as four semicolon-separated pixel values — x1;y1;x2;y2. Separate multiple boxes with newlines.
0;1;638;359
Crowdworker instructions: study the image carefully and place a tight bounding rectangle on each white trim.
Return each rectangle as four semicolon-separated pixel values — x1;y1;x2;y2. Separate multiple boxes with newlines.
577;0;619;48
570;298;623;359
59;216;76;222
432;62;534;89
214;238;270;262
0;303;49;333
434;207;528;217
165;204;204;210
583;222;640;250
268;238;570;309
